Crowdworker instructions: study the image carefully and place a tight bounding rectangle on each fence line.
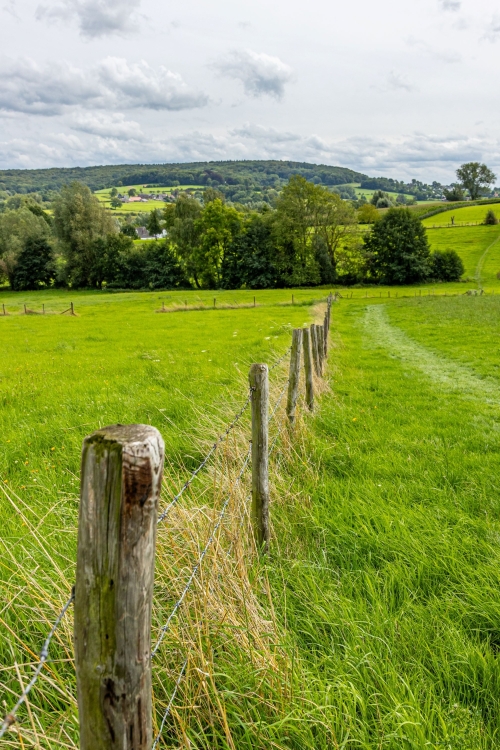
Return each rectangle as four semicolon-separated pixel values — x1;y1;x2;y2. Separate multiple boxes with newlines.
0;589;75;740
151;448;252;658
151;657;188;750
157;389;253;523
1;294;334;746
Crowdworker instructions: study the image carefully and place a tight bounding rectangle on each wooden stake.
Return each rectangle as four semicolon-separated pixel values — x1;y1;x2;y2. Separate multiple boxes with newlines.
74;424;164;750
310;324;320;376
323;315;328;356
249;364;269;553
254;296;256;307
303;328;314;411
316;325;324;376
286;329;303;423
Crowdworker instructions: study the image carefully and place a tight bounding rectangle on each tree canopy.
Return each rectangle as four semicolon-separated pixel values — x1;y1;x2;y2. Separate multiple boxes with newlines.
456;162;496;200
364;208;431;284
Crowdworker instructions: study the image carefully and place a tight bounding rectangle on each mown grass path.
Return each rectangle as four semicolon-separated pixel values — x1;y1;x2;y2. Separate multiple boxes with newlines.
364;303;500;406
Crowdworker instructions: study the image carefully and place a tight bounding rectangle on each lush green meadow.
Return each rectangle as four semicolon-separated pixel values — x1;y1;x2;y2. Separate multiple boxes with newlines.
3;230;500;746
423;203;500;226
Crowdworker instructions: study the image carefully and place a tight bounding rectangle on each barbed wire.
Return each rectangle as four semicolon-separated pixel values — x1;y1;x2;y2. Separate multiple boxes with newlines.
269;346;292;373
158;390;253;524
269;379;289;423
0;589;74;740
151;656;188;749
152;448;251;658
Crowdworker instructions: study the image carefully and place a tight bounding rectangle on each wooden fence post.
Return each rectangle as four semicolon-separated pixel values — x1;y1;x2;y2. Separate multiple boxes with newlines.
323;314;328;356
316;325;324;376
74;424;165;750
310;324;320;376
249;365;270;553
286;328;303;423
303;327;314;411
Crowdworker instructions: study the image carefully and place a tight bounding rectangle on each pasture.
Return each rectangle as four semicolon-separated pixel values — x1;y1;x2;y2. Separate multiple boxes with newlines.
3;230;500;746
423;203;500;227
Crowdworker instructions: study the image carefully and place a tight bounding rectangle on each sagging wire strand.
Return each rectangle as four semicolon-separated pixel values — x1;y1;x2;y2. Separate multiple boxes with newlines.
0;589;75;740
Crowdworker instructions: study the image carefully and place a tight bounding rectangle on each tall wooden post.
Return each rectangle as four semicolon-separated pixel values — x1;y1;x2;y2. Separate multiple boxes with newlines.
286;328;303;423
303;328;314;411
310;324;320;376
316;325;324;376
74;424;165;750
249;365;270;553
323;314;328;356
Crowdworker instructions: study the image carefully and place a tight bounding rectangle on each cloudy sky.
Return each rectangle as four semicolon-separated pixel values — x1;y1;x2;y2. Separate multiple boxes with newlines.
1;0;499;181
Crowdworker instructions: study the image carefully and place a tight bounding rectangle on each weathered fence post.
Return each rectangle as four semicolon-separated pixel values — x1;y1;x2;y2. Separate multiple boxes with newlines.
323;314;328;357
303;327;314;411
316;325;324;376
310;324;320;376
249;365;270;553
286;328;303;423
74;424;165;750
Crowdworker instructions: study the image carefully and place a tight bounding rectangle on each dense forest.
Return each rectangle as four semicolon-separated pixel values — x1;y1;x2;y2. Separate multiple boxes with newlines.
0;160;368;197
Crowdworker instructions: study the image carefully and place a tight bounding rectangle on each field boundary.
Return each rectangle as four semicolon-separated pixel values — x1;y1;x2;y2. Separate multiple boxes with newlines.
0;297;333;747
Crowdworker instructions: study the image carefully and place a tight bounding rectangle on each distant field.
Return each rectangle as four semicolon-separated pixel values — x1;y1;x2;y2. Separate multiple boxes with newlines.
423;204;500;227
427;224;500;282
95;185;205;214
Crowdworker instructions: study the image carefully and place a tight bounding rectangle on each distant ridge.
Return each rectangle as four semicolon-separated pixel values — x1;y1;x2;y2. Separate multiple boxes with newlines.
0;160;368;194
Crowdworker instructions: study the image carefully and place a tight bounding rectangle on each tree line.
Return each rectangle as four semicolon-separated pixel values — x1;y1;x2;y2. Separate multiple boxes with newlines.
0;177;464;292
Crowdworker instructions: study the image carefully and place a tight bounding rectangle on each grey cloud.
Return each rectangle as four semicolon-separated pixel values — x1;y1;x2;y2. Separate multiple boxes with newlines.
0;56;209;115
438;0;461;11
482;16;500;42
386;71;417;93
406;36;461;63
36;0;140;38
71;111;143;139
231;123;301;143
211;49;294;99
1;128;499;184
97;57;209;111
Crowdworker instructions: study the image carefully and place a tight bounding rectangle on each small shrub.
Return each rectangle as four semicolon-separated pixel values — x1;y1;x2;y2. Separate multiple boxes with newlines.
430;249;464;281
484;209;498;225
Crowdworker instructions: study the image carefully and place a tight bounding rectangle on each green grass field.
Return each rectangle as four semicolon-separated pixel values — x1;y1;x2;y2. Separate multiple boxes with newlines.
423;204;500;227
3;234;500;746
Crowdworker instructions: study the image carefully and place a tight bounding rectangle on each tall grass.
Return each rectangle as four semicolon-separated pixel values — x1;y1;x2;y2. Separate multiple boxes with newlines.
3;289;500;747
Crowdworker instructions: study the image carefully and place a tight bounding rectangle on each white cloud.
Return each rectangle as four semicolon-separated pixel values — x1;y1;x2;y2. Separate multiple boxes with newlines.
70;111;143;139
482;15;500;42
211;49;294;99
97;57;209;111
3;125;494;184
386;71;417;93
438;0;461;11
406;36;461;64
36;0;141;38
0;56;209;115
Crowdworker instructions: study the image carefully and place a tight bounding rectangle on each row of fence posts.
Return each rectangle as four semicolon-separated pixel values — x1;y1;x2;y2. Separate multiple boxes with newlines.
1;302;75;316
71;294;333;748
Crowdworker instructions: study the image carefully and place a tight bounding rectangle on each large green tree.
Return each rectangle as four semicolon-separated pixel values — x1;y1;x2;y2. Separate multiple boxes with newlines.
194;199;242;288
164;194;203;287
364;207;431;284
456;162;496;200
0;207;51;286
275;175;357;285
52;182;117;287
11;237;54;291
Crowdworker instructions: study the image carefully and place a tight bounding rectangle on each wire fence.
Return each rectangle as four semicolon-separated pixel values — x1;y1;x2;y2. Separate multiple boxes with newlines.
0;299;332;747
